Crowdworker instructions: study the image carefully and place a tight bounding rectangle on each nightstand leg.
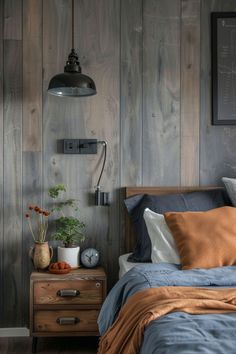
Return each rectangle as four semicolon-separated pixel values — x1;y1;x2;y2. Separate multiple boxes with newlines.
32;337;38;353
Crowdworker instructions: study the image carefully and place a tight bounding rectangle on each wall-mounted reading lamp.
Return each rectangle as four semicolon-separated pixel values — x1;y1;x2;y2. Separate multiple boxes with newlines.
48;0;96;97
93;141;109;206
62;139;109;206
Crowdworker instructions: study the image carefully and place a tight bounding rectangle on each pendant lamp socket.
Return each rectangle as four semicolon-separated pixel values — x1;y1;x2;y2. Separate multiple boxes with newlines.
64;49;81;73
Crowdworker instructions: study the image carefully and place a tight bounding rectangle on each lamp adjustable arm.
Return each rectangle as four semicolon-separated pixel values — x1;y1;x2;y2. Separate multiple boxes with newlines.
79;139;109;205
96;140;107;188
94;141;109;206
80;140;107;188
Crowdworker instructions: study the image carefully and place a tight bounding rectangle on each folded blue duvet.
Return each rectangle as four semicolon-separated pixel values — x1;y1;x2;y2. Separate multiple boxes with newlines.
98;263;236;354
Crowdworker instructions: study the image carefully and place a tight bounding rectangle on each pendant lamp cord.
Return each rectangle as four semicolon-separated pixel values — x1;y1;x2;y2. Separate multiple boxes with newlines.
72;0;74;49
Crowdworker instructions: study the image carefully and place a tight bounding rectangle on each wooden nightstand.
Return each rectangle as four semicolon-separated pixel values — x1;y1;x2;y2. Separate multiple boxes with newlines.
30;267;107;352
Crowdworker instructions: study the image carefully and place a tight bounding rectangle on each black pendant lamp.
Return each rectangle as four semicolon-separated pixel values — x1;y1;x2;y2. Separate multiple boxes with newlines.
48;0;96;97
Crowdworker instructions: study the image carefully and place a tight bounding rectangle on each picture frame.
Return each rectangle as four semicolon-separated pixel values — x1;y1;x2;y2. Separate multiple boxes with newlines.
212;12;236;125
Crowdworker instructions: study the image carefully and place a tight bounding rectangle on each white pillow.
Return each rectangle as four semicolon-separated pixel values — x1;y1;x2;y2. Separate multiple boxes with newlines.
143;208;180;264
222;177;236;206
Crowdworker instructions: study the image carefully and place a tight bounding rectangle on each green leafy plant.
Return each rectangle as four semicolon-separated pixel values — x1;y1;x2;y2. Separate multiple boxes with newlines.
48;184;66;199
48;184;85;247
52;216;85;247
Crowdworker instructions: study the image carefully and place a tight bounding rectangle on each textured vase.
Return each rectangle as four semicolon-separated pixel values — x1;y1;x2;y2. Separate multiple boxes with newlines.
29;242;53;270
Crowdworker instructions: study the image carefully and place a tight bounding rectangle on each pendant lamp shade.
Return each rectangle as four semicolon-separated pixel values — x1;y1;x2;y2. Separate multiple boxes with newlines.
47;0;96;98
48;49;96;97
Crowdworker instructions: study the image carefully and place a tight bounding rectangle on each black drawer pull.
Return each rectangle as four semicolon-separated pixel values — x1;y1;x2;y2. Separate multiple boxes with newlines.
56;317;80;325
57;289;80;297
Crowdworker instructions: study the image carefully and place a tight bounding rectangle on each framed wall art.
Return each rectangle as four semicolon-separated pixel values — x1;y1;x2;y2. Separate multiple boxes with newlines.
212;12;236;125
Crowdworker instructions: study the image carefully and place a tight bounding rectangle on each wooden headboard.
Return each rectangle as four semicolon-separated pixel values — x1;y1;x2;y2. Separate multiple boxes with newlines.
124;186;223;254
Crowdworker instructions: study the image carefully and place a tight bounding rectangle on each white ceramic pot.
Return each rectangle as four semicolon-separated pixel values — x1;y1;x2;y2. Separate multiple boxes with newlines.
57;246;80;269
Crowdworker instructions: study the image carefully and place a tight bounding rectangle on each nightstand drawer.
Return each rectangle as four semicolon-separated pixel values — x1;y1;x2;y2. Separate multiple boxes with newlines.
34;280;103;305
34;310;99;333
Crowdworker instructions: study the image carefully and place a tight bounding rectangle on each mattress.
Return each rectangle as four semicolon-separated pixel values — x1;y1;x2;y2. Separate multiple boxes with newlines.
118;253;146;278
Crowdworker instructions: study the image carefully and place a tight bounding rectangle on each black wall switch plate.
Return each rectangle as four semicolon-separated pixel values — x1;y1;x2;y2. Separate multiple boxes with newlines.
63;139;97;154
79;139;97;154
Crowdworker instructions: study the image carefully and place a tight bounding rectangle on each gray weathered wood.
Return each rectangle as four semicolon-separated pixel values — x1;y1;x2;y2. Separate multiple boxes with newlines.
120;0;143;187
120;0;143;255
2;0;236;328
3;0;22;40
74;0;120;289
3;39;23;326
181;0;200;186
42;0;71;192
23;0;42;152
200;0;236;185
43;0;120;290
0;0;4;328
22;152;42;327
22;0;43;327
143;0;181;186
42;0;72;257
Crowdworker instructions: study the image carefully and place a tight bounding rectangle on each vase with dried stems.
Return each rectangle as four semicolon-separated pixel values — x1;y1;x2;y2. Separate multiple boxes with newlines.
26;205;53;270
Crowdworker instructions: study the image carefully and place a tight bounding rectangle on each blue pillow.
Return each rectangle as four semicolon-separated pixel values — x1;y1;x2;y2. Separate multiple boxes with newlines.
124;189;231;263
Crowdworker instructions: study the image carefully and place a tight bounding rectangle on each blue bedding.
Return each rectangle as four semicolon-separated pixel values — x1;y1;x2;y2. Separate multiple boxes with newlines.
98;263;236;353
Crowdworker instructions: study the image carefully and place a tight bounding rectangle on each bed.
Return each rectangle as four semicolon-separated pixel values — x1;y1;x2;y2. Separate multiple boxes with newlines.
98;186;236;354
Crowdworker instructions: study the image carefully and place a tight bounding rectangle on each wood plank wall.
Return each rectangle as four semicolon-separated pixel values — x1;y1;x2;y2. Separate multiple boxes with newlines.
0;0;4;328
1;0;236;327
200;0;236;183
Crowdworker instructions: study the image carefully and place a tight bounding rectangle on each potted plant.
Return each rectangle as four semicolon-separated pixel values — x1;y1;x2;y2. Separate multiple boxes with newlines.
25;206;53;270
48;184;85;268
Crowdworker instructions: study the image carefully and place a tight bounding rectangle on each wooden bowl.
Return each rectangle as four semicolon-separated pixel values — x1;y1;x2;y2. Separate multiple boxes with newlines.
48;262;71;274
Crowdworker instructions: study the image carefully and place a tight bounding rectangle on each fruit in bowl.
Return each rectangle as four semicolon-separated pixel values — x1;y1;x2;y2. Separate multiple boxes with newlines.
49;261;71;274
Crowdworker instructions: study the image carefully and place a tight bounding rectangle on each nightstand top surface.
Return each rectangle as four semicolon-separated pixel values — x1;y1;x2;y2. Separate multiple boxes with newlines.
30;266;106;281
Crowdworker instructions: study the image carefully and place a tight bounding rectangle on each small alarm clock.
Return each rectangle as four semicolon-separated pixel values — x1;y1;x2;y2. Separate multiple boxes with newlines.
81;248;100;268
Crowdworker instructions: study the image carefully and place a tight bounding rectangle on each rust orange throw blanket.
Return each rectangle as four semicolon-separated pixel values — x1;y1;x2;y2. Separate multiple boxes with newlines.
98;287;236;354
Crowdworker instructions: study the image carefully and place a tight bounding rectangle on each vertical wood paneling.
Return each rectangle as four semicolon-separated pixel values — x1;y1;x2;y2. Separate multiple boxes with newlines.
0;0;4;328
200;0;236;185
70;0;105;270
120;0;142;255
22;0;43;326
180;0;200;186
42;0;71;253
3;0;23;326
23;0;42;152
3;0;22;40
120;0;143;187
74;0;120;288
2;0;236;328
42;0;71;192
42;0;71;188
143;0;181;186
22;153;42;326
43;0;120;290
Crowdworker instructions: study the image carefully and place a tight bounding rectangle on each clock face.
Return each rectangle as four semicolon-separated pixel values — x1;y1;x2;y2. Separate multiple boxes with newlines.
81;248;100;268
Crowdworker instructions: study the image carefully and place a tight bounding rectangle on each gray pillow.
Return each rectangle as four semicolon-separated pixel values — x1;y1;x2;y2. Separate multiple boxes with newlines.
124;189;231;263
222;177;236;206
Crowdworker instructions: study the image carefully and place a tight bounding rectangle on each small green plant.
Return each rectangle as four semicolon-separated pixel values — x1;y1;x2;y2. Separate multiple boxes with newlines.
48;184;85;247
